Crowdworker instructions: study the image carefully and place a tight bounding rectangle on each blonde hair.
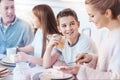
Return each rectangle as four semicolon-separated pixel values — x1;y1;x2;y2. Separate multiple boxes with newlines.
85;0;120;19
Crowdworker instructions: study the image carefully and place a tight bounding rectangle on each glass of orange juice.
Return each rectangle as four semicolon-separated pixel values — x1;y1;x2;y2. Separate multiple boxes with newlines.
56;35;65;49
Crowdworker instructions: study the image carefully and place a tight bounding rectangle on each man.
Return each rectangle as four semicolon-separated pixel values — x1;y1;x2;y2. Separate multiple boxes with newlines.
0;0;34;54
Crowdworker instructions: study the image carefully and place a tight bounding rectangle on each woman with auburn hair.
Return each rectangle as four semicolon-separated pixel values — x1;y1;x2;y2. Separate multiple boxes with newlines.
14;4;60;65
59;0;120;79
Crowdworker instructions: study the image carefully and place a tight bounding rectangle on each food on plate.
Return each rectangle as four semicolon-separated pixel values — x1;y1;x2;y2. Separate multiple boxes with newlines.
39;68;73;80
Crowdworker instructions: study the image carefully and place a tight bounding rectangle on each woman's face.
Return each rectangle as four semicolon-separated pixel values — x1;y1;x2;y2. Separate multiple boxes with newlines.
58;16;79;40
85;5;109;29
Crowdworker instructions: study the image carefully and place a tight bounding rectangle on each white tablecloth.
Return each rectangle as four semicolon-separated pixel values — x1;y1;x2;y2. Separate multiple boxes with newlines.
0;62;45;80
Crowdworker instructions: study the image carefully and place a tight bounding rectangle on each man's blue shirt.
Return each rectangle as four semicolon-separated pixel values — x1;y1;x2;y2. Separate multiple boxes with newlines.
0;17;34;54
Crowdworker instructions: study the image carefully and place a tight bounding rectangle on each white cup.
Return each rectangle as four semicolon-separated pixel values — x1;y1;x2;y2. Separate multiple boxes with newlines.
6;47;16;63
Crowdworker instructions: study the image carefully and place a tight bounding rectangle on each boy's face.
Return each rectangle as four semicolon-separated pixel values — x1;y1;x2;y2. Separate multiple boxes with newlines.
58;16;79;40
0;0;15;24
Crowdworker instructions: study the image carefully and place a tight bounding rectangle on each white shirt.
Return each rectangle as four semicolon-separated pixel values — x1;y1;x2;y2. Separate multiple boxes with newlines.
31;29;43;57
77;29;120;79
56;33;97;65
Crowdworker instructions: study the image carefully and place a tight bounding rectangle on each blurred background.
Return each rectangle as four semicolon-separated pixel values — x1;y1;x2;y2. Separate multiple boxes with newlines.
15;0;89;31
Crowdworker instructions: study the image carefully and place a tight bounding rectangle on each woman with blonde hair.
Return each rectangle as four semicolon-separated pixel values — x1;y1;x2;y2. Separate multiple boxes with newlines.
59;0;120;79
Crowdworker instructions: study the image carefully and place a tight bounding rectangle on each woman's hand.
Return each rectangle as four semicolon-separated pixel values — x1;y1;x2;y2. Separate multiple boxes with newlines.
14;52;29;62
76;53;92;64
0;68;10;78
59;64;80;75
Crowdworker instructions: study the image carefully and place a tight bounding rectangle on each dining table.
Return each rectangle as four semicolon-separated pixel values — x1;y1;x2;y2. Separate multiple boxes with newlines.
0;53;45;80
0;54;76;80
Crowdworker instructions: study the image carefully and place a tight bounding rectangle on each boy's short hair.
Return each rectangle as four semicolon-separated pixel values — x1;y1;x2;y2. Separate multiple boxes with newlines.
57;8;78;25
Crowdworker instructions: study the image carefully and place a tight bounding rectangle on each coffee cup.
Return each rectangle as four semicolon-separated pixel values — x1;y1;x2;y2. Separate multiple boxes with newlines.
6;47;16;63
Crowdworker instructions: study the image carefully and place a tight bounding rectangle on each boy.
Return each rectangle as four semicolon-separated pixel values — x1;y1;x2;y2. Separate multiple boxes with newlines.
43;8;97;68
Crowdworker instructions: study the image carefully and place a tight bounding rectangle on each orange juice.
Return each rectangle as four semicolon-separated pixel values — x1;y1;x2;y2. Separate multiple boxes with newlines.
56;36;65;49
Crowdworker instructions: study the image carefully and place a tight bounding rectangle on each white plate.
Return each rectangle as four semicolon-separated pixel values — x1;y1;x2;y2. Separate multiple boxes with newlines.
0;61;16;67
52;73;73;80
1;57;15;64
0;54;5;60
51;70;73;80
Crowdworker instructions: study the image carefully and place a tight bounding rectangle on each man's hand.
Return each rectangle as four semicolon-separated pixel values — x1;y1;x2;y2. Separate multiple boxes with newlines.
0;68;10;78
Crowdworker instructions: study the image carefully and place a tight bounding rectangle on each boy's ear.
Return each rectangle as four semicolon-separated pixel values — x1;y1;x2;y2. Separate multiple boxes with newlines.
105;9;112;18
78;21;80;28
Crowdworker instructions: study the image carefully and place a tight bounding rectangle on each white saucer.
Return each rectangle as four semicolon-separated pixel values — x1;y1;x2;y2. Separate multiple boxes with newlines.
1;57;15;64
0;54;5;60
